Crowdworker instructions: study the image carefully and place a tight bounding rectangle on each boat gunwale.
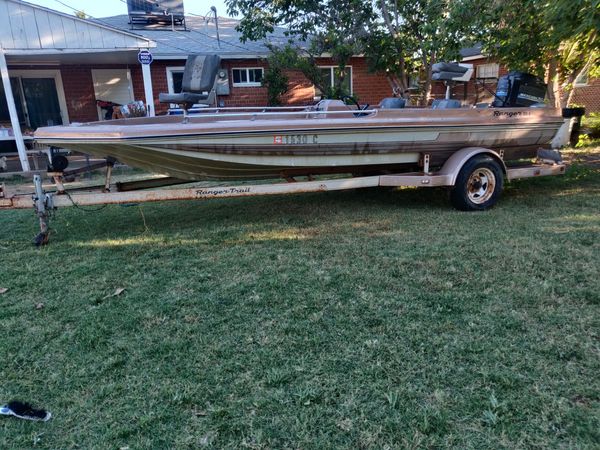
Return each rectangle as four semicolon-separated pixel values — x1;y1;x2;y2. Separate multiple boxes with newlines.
35;120;566;143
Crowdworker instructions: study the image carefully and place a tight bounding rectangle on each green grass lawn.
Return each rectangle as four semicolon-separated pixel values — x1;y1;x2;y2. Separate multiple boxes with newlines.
1;148;599;449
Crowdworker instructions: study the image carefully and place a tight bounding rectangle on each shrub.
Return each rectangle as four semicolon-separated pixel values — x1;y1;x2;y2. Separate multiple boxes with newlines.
582;112;600;139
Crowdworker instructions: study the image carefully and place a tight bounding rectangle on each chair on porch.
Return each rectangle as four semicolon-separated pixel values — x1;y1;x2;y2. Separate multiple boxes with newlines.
159;54;221;114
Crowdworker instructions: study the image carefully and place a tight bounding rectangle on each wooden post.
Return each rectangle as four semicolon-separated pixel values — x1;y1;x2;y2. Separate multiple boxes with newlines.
0;48;30;172
141;61;155;117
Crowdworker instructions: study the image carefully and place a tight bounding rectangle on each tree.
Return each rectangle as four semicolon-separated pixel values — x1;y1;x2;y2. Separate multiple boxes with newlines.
544;0;599;107
227;0;480;105
227;0;374;100
473;0;599;108
262;61;289;106
372;0;480;104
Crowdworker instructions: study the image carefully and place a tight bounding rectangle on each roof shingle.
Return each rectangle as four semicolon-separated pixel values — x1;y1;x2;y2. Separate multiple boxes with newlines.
97;15;293;59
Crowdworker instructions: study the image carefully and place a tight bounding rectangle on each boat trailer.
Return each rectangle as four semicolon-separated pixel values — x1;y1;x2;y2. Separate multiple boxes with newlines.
0;147;566;246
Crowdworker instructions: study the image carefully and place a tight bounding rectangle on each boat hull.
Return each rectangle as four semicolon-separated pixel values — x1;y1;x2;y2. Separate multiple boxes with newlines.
35;107;564;180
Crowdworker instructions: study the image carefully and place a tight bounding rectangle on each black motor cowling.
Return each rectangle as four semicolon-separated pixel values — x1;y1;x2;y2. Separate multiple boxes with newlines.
492;72;547;107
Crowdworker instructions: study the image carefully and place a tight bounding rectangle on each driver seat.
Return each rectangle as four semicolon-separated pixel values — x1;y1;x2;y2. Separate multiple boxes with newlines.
159;54;221;111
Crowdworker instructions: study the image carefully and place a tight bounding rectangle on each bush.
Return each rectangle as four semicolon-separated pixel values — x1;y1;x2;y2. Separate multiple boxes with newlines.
263;65;289;107
582;112;600;139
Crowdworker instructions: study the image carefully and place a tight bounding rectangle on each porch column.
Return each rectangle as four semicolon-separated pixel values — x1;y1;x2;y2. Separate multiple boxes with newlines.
141;63;155;117
0;48;30;172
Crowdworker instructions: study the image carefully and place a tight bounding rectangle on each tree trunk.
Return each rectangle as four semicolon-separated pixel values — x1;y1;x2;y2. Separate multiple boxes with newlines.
566;86;577;108
546;59;558;107
560;74;577;108
558;70;578;109
421;64;433;106
386;75;402;96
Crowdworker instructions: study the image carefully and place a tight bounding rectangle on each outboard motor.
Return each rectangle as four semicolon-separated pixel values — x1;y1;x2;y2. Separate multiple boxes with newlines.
492;72;547;107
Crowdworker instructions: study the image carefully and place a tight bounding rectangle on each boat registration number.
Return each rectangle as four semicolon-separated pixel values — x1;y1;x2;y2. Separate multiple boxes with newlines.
273;134;318;145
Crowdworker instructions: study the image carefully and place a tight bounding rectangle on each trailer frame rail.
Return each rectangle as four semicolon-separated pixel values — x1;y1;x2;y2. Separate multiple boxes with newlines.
0;146;567;246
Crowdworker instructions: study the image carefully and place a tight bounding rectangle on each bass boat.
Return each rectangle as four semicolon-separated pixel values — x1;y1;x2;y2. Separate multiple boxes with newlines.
34;101;564;181
34;56;566;181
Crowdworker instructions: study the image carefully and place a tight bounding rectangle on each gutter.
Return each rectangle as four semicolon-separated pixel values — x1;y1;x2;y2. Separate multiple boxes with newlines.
461;54;485;62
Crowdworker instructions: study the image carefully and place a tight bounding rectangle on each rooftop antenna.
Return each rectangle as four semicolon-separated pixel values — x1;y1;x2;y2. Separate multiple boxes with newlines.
204;6;221;48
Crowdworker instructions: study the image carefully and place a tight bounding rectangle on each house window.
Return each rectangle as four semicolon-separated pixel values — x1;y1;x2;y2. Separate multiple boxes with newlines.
476;63;499;79
91;69;134;121
166;67;185;94
2;70;69;128
315;66;352;99
574;69;589;87
232;68;264;86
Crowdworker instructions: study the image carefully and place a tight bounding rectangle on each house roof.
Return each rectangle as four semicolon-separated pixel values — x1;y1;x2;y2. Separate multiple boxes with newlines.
0;0;153;53
460;44;484;59
98;14;294;60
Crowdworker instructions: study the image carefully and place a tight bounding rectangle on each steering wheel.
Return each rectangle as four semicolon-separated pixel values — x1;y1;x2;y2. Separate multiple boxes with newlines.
342;95;369;111
342;95;370;115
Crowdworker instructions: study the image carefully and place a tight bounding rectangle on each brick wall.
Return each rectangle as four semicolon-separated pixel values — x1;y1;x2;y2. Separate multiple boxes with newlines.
135;56;394;109
219;57;393;107
7;64;104;123
571;78;600;114
280;68;316;105
131;61;172;115
349;57;394;105
278;56;394;106
11;57;394;126
60;64;148;122
220;59;267;106
60;66;98;122
59;62;175;120
59;64;145;122
13;57;597;125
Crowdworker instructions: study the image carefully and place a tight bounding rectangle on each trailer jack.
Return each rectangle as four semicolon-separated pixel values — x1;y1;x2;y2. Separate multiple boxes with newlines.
32;174;54;247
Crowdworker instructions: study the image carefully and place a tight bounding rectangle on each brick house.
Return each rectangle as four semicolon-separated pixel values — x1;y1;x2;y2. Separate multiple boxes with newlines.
570;76;600;114
0;0;394;171
0;0;156;171
55;14;394;122
95;14;393;118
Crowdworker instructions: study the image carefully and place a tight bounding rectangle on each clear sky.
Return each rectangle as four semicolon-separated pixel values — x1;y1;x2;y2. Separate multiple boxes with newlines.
25;0;231;18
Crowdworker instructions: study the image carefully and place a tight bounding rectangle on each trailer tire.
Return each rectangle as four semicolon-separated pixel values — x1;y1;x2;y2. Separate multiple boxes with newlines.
50;155;69;172
450;155;503;211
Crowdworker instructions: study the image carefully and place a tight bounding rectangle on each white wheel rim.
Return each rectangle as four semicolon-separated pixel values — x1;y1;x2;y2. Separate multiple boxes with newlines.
467;168;496;204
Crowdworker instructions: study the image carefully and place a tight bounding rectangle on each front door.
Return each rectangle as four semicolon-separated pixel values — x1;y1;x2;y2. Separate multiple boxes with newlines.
21;78;63;128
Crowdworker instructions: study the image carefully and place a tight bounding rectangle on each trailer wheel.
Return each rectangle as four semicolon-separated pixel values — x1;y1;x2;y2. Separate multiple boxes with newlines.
50;155;69;172
450;155;503;211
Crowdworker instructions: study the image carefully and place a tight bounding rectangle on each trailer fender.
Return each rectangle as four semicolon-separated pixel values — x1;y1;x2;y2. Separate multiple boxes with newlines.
438;147;507;186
